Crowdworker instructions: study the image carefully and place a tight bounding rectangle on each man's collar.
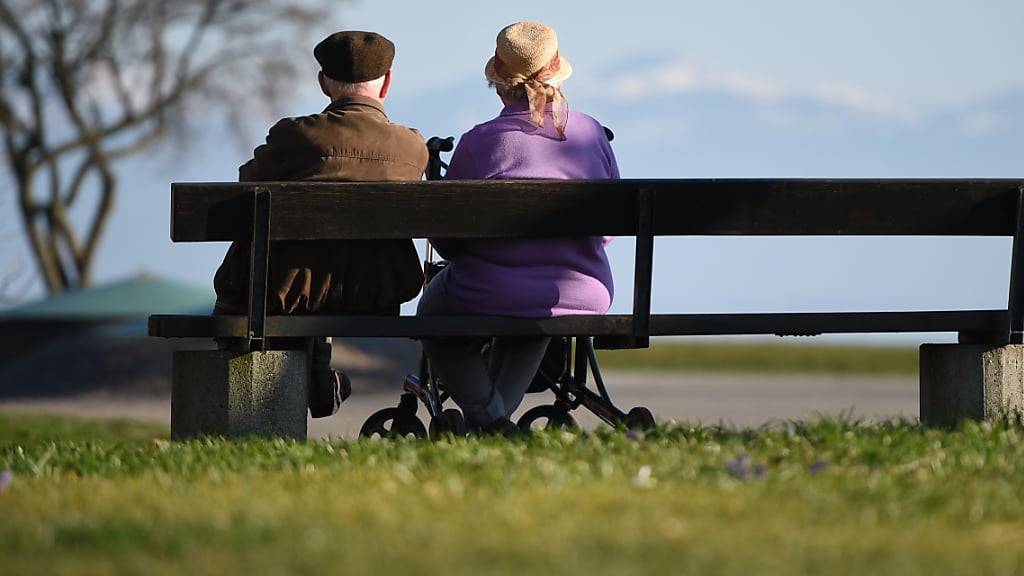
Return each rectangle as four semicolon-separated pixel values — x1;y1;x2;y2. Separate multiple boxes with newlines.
323;95;387;116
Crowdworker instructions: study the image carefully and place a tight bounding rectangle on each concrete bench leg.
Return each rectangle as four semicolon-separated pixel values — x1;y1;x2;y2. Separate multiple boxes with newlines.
920;344;1024;426
171;350;308;440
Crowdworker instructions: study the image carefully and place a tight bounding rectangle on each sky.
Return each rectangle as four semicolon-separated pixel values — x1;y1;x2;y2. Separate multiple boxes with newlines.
3;0;1024;344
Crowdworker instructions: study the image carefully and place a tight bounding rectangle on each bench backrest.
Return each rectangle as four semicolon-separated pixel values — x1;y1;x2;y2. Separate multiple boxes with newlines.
170;179;1024;348
172;179;1020;241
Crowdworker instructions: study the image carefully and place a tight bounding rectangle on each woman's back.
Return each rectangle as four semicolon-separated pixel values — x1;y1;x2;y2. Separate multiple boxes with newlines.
438;104;619;318
448;104;618;180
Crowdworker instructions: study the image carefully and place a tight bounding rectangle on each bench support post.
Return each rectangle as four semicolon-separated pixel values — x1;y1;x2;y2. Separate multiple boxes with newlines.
247;188;272;352
171;349;308;440
631;187;654;348
920;344;1024;426
1008;186;1024;344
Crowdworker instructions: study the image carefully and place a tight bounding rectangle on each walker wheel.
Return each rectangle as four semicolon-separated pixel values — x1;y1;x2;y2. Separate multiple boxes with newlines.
517;405;578;432
623;406;656;431
429;409;467;439
359;407;427;439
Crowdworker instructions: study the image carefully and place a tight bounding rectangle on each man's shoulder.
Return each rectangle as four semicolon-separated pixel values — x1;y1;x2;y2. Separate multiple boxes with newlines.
375;119;426;151
269;108;345;132
263;113;321;145
388;120;425;142
266;106;365;135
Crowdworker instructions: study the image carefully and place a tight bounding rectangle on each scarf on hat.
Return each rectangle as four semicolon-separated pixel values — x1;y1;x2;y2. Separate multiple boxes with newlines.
493;52;569;141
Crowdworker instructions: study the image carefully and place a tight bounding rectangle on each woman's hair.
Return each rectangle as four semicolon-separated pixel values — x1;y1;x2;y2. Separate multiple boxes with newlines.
491;80;561;103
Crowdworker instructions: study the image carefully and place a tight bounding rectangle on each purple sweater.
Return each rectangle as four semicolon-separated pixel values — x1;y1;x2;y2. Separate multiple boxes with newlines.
432;102;619;318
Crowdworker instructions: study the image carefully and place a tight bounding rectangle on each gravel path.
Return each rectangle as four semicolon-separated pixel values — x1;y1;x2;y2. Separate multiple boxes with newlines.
0;370;918;438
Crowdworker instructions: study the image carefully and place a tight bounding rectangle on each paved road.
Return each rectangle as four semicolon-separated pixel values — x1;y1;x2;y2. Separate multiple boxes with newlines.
0;370;917;438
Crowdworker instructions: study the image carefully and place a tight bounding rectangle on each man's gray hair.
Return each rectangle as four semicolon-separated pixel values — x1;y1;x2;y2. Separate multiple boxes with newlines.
323;74;386;98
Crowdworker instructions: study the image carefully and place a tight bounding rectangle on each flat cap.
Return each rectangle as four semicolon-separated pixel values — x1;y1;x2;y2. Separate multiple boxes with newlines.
315;31;395;83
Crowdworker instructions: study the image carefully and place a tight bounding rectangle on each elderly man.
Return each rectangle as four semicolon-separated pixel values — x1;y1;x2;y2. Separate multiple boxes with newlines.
214;31;428;418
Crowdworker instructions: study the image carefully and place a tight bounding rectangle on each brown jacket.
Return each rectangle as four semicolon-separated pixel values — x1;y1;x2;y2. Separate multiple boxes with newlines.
214;96;428;315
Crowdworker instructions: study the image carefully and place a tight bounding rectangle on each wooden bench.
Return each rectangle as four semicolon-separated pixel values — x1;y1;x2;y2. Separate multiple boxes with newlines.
151;179;1024;438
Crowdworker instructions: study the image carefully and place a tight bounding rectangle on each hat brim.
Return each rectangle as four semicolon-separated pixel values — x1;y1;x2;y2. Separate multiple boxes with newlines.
484;55;573;87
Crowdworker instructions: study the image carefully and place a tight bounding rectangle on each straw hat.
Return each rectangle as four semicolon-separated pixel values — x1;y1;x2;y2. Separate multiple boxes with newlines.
484;22;573;86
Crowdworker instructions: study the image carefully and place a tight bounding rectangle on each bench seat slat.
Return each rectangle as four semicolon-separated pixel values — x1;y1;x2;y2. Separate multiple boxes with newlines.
149;310;1008;339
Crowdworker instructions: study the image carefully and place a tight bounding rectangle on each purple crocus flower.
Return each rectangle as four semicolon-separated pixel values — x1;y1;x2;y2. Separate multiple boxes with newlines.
625;430;644;442
726;454;751;477
0;470;12;493
726;454;766;481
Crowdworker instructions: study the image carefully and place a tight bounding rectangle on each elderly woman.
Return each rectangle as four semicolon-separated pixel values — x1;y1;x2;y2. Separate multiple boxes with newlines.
418;22;619;434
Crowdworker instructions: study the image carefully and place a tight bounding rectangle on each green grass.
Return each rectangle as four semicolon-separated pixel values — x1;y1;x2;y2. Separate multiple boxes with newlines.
597;342;919;374
2;413;1024;575
0;412;167;444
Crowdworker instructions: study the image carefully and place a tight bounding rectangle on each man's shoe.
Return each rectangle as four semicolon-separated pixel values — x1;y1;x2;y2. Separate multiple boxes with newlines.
309;369;351;419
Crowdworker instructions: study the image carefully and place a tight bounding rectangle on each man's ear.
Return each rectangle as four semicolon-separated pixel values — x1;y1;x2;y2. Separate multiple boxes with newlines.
318;71;331;98
379;70;392;99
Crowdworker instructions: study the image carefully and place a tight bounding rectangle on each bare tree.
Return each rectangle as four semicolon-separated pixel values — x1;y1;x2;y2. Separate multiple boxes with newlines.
0;0;331;294
0;256;32;305
0;194;33;304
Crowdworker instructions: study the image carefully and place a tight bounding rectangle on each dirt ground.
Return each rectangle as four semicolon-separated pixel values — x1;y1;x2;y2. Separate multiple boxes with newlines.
0;370;918;438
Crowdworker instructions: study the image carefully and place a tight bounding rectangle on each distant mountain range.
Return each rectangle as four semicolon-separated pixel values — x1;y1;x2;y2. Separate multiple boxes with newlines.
391;68;1022;180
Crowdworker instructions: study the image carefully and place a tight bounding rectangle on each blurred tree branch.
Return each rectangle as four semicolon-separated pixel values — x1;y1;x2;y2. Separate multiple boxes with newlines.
0;0;331;293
